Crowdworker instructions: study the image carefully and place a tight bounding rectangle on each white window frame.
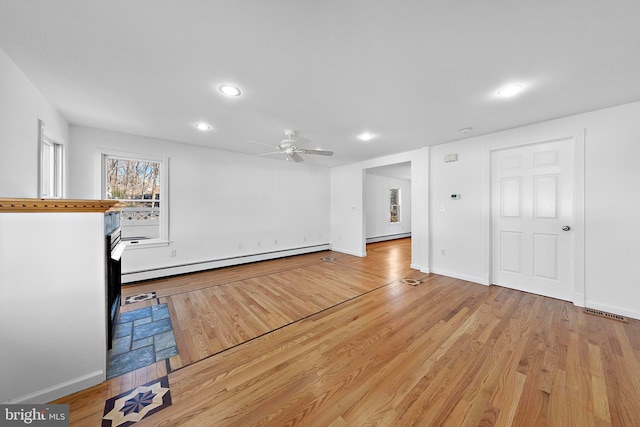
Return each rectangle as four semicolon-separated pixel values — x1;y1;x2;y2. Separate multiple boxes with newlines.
100;149;169;247
38;120;64;199
390;187;401;224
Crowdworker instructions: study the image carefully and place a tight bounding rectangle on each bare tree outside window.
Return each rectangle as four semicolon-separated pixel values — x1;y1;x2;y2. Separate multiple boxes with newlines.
106;157;161;240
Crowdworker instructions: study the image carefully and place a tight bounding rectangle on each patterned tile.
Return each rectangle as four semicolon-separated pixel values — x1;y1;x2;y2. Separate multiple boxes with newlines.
124;292;157;305
133;317;152;327
132;317;173;341
102;376;171;427
120;307;152;322
154;331;176;351
111;335;132;356
113;322;132;339
156;346;179;361
107;347;155;379
131;336;153;350
151;304;170;321
107;304;179;379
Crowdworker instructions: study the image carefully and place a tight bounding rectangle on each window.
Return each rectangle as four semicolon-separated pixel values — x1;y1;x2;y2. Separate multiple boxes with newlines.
390;188;400;223
102;151;168;244
39;121;63;198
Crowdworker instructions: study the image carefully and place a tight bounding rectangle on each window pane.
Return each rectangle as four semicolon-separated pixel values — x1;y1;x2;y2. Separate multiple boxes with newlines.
106;157;161;241
390;205;399;223
390;188;400;223
52;142;62;197
40;129;63;199
390;188;399;205
41;142;53;197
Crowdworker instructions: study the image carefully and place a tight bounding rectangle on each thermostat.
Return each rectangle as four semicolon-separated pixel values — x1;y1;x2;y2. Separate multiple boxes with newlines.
451;194;461;200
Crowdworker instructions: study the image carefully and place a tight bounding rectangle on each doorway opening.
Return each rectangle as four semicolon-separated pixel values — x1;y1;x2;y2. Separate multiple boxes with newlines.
364;162;412;244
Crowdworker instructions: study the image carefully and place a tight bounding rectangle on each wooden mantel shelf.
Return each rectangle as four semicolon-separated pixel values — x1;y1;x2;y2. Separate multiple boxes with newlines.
0;198;122;213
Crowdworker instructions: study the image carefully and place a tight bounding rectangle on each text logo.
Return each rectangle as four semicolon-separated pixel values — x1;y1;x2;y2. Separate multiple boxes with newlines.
1;405;69;426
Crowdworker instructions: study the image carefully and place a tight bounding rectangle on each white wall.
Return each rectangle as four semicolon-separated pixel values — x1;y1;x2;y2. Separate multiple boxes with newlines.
0;47;69;197
68;126;331;281
330;148;430;270
365;173;412;239
430;101;640;319
0;212;106;403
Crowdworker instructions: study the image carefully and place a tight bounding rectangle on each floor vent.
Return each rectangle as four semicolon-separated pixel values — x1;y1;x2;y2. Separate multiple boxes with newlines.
321;256;336;261
584;308;628;323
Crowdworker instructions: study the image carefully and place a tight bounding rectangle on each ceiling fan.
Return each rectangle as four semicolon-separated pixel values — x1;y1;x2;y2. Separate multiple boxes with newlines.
249;129;334;162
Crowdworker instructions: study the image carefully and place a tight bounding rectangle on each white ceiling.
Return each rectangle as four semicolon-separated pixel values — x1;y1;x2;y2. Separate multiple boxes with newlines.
2;1;640;167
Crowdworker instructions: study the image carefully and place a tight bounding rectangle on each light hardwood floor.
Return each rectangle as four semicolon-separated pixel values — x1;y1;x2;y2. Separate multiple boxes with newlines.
55;238;640;426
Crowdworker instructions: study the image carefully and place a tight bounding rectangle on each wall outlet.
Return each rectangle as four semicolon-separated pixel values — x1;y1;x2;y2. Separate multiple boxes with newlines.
170;249;177;257
257;241;261;247
238;243;243;249
274;239;278;245
441;249;446;255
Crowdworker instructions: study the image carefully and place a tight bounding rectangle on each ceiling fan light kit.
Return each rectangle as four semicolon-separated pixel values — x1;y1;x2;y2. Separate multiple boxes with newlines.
249;129;334;163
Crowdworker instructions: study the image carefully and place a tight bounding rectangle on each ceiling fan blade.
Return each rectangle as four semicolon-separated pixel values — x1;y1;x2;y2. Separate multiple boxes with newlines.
256;151;283;157
299;149;333;156
247;140;279;149
290;152;304;162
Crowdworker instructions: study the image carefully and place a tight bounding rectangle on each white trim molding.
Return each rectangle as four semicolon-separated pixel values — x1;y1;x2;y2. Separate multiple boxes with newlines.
5;371;104;404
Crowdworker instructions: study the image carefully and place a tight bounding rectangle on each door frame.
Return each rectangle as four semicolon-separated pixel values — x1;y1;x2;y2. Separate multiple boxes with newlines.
482;129;585;306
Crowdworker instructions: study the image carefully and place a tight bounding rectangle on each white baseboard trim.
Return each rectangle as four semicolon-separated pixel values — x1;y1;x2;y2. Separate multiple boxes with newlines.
585;300;640;321
410;263;429;273
429;268;490;286
366;233;411;244
331;246;367;257
5;371;104;404
123;244;331;283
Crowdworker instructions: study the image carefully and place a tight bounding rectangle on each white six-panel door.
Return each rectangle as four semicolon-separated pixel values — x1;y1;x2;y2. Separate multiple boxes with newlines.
491;138;574;301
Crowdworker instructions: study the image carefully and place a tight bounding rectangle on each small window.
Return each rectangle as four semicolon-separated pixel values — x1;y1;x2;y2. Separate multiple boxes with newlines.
39;121;64;198
102;151;168;244
390;188;400;223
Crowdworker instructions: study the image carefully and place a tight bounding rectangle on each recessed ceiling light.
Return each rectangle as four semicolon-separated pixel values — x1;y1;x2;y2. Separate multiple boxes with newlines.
218;84;242;97
358;132;375;141
497;84;524;97
194;122;212;131
460;127;473;134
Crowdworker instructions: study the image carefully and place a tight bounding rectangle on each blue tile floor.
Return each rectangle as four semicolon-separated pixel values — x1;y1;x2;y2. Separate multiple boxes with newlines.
107;304;179;379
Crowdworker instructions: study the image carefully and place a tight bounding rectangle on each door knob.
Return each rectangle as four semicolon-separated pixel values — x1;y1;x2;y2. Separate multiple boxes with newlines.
562;225;571;231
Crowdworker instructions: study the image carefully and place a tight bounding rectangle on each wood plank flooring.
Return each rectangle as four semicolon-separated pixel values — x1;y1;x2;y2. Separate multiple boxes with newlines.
54;238;640;426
